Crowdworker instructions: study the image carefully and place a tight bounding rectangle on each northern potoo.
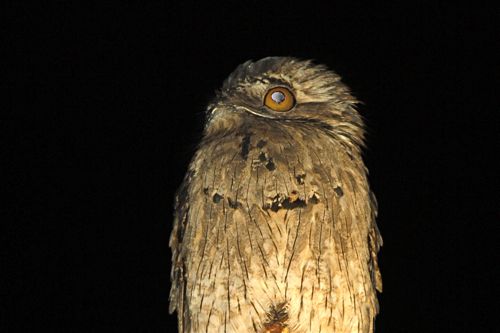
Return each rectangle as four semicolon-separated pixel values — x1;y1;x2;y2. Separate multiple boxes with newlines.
169;57;382;333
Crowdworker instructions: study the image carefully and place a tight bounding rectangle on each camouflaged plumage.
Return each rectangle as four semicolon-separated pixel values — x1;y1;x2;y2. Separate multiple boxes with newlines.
169;57;382;333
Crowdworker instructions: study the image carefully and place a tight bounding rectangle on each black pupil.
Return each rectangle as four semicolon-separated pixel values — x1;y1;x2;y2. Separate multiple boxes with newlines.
271;91;286;104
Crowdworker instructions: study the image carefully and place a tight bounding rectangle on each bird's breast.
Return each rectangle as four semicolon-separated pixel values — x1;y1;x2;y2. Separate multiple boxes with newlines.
183;127;376;333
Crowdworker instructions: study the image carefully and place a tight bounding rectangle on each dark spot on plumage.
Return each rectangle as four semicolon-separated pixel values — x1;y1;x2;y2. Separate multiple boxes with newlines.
240;132;252;160
265;158;276;171
308;192;320;204
227;197;242;209
212;193;223;203
282;197;306;210
263;192;306;211
270;200;280;212
257;139;267;148
295;174;306;185
203;187;209;195
258;152;267;162
264;302;288;333
334;186;344;197
262;194;282;212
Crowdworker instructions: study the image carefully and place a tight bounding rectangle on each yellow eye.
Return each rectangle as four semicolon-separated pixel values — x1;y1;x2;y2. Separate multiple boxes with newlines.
264;87;295;112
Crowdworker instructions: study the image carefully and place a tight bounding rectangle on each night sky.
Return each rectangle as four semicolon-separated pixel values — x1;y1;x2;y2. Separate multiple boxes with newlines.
6;2;497;332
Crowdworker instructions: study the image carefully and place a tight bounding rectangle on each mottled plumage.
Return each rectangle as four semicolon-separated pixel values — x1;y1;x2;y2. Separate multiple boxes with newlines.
169;57;382;333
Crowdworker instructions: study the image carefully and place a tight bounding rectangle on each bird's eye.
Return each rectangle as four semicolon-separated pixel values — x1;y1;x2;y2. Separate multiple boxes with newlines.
264;87;295;112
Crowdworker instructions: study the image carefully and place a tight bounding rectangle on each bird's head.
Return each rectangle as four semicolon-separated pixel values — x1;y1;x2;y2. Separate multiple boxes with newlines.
205;57;366;148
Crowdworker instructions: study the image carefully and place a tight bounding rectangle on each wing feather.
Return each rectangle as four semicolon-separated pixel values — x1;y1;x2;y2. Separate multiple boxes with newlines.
169;170;193;333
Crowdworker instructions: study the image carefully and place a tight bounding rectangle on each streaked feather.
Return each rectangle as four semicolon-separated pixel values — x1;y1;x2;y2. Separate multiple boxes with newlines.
170;57;382;333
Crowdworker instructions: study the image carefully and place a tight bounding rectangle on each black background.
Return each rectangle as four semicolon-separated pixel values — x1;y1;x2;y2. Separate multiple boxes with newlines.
6;2;498;332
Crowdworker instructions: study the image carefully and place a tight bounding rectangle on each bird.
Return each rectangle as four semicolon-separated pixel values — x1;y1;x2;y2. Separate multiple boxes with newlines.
169;57;382;333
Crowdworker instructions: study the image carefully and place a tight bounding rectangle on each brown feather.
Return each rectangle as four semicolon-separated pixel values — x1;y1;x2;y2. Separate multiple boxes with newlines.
170;57;382;333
